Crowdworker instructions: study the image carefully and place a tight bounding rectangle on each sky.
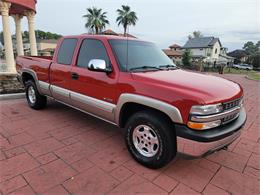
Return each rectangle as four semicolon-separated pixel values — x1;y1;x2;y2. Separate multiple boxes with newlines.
1;0;260;51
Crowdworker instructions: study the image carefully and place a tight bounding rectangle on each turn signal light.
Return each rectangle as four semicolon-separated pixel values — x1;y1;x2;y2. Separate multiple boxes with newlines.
187;120;221;130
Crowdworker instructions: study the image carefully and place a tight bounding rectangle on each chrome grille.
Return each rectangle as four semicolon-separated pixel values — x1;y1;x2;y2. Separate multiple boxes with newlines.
223;98;241;111
222;112;240;124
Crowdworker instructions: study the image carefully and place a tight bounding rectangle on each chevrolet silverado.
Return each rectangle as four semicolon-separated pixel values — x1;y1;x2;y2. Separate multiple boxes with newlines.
16;35;246;168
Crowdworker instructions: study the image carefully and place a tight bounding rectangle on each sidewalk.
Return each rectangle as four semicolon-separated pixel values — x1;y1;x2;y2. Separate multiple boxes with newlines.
0;74;259;194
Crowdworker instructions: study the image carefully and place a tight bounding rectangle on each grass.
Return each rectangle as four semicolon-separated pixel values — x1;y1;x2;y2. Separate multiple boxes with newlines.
247;72;260;81
223;67;260;81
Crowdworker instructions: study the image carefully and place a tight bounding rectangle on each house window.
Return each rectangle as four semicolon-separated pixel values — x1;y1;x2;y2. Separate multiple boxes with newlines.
215;48;218;54
200;48;203;50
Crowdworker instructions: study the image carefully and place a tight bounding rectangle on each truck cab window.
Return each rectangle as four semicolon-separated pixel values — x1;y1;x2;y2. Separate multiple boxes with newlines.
77;39;109;68
57;38;77;65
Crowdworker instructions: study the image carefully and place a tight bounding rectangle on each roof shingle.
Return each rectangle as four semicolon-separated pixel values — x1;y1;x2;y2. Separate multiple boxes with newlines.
183;37;221;48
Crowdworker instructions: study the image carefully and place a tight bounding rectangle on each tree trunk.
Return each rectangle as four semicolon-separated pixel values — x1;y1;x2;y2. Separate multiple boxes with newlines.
95;26;99;34
124;27;127;37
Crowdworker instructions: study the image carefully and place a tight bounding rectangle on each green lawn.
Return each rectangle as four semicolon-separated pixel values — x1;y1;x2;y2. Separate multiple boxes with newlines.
223;67;260;81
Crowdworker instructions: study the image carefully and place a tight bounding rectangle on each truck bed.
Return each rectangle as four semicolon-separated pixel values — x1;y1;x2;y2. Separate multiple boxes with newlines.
16;56;53;83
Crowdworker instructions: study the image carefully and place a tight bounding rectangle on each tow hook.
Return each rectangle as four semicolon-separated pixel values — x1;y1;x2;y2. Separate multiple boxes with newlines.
222;145;228;150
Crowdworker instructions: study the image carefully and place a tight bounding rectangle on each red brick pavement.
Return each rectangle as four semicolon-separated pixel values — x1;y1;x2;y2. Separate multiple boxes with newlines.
0;74;259;194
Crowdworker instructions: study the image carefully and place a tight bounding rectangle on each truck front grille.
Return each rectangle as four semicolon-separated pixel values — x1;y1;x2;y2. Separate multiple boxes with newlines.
222;112;240;124
221;98;242;124
223;98;241;111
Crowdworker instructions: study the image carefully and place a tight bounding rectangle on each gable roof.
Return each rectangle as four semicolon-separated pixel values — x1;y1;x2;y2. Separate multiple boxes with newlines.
102;29;118;36
118;33;137;38
102;29;137;38
227;49;249;58
163;49;182;57
183;37;222;48
169;44;181;49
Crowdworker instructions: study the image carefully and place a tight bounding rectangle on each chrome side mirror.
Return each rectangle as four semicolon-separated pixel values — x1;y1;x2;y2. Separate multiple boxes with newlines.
88;59;112;73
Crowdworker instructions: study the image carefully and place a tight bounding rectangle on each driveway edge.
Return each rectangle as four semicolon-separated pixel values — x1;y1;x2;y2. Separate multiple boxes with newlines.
0;93;25;101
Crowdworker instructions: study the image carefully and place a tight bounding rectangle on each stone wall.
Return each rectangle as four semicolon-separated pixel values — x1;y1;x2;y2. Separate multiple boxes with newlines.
0;75;24;94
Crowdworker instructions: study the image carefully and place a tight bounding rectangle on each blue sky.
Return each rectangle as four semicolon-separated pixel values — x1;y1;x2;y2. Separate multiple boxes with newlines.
3;0;260;51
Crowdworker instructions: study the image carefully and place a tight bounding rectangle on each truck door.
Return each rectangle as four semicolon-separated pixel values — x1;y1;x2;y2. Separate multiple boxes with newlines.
69;38;118;122
50;38;77;103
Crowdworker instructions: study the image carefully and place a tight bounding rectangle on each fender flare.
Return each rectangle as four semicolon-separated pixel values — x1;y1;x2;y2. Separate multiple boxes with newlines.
115;93;183;125
20;68;43;94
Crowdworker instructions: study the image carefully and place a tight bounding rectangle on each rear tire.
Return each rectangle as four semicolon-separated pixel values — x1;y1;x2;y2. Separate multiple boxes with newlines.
124;111;177;169
25;80;47;110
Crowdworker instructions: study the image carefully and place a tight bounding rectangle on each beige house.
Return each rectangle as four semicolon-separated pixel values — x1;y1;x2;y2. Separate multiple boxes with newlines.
182;37;224;66
163;44;183;65
37;39;57;56
37;39;58;51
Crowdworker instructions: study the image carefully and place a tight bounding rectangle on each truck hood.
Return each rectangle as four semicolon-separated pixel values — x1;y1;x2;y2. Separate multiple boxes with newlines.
131;69;242;104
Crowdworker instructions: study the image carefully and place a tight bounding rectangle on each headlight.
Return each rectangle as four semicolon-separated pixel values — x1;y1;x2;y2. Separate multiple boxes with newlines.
190;103;223;115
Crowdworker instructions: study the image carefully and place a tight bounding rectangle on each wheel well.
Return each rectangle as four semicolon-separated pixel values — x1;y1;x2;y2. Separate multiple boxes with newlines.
119;102;173;128
22;72;35;84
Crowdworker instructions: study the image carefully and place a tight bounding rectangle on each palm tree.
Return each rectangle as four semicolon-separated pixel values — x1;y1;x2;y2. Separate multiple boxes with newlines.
116;5;138;36
83;7;109;34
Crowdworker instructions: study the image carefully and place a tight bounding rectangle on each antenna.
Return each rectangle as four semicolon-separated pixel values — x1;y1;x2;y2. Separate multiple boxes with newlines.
126;26;129;72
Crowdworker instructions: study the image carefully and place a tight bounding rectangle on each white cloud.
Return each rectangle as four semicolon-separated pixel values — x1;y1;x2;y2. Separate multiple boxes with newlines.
2;0;258;51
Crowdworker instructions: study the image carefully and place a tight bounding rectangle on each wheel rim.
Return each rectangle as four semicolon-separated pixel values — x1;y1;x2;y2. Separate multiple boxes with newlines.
28;86;36;104
132;125;159;157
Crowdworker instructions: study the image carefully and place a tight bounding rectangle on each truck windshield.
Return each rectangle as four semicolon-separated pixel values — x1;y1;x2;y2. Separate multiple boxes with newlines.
109;40;176;72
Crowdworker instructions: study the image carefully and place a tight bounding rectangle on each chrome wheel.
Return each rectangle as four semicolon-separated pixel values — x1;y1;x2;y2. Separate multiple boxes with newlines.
132;125;159;157
28;86;36;104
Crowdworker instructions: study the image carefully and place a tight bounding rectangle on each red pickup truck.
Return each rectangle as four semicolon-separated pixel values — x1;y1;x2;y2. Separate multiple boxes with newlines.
16;34;246;168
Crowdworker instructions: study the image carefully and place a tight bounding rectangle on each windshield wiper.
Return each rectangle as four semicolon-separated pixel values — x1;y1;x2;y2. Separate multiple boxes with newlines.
159;65;178;70
129;66;163;72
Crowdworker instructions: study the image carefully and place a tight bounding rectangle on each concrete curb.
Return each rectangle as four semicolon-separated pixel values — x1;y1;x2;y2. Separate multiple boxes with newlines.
0;93;25;101
245;75;259;82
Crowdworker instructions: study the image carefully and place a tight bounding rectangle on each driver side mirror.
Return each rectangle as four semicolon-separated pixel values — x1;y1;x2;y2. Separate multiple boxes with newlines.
88;59;112;73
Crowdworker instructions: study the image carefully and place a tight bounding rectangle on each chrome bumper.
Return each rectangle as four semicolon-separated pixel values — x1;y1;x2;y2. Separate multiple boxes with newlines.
177;130;241;157
175;107;246;157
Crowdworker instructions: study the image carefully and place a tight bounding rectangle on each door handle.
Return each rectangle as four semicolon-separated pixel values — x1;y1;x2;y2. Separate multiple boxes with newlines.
71;72;79;80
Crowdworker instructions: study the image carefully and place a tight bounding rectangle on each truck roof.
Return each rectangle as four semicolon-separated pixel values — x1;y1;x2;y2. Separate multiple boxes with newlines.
62;34;139;41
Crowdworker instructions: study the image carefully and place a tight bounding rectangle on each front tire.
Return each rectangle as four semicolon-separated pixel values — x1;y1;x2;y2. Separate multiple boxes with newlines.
125;111;177;169
25;80;47;110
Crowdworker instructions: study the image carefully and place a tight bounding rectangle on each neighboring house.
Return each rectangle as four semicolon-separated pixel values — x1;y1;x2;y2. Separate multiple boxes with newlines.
169;44;182;52
102;29;137;38
219;47;234;66
163;43;183;65
11;36;58;56
37;39;58;51
182;37;223;66
102;29;118;36
227;49;249;64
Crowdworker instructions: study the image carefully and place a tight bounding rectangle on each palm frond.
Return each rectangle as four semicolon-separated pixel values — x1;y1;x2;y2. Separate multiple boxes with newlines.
83;7;110;34
116;5;138;33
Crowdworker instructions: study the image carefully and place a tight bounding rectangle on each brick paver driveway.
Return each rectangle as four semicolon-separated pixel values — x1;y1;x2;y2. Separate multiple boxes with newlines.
0;74;259;195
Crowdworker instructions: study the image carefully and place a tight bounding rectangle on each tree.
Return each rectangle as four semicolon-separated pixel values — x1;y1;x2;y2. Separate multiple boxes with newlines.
22;31;29;39
243;41;260;67
243;41;258;55
256;41;260;48
182;49;192;67
248;52;260;68
188;31;203;39
116;5;138;36
83;7;109;34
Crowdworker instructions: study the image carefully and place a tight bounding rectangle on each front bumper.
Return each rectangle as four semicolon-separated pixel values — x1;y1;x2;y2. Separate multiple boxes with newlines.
176;107;246;157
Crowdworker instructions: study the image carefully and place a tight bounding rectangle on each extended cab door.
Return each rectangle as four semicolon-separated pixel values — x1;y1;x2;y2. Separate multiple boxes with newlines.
50;38;77;103
69;38;118;122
